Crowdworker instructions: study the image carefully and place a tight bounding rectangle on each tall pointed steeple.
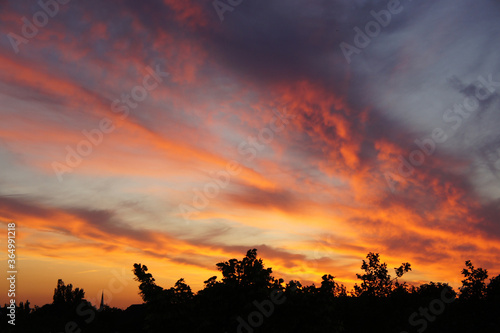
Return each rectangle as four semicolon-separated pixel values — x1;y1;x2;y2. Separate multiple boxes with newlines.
99;291;104;310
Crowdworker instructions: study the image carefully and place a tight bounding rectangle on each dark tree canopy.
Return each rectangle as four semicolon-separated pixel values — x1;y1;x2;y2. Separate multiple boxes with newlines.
459;260;488;300
215;248;274;289
52;279;85;306
354;252;411;297
133;264;164;303
3;250;500;333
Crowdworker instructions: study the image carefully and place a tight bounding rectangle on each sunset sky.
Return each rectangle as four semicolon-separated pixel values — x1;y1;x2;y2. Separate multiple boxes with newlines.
1;0;500;309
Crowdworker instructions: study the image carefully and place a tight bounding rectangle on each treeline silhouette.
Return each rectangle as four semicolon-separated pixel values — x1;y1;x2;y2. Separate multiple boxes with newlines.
2;249;500;332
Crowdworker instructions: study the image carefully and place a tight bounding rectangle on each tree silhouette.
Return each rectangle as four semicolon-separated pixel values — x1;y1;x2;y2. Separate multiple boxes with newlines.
7;249;500;332
164;278;194;304
203;275;218;288
52;279;84;306
320;274;347;297
459;260;488;300
215;248;274;289
486;274;500;301
354;252;411;297
132;263;164;303
414;281;457;308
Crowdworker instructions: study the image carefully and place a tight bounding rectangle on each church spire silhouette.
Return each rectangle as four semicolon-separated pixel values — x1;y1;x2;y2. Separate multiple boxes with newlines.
99;291;104;310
